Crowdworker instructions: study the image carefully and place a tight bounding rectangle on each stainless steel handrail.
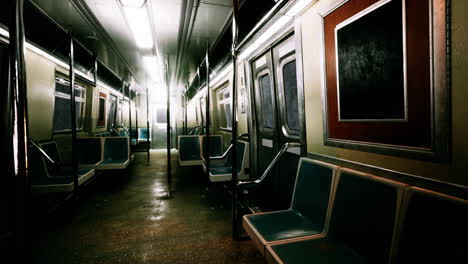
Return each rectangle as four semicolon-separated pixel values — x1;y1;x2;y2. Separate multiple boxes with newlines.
30;139;57;165
237;142;301;187
209;133;249;160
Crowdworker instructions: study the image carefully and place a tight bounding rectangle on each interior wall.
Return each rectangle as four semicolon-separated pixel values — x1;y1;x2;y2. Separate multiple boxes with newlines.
300;0;468;186
25;49;55;141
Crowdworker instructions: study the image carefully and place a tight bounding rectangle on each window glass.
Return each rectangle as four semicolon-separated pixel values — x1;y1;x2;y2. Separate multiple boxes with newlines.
217;87;232;130
259;74;274;129
282;60;299;131
107;95;117;130
97;93;106;127
157;107;167;123
52;77;86;132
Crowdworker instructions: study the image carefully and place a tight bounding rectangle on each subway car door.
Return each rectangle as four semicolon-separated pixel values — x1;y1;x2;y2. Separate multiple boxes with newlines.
251;34;302;211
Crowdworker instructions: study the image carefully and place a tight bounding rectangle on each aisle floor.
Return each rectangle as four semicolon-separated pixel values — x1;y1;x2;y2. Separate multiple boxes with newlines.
32;150;265;264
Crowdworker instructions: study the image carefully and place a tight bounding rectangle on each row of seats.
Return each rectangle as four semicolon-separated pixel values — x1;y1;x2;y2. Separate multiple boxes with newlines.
243;158;467;263
29;141;95;193
77;137;135;170
178;135;250;183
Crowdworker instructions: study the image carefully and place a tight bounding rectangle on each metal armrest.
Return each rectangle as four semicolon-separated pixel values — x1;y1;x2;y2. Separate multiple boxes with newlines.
30;139;58;166
237;142;300;189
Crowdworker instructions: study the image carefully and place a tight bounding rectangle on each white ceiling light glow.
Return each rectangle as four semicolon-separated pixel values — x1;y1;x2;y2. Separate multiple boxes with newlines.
119;0;147;8
143;56;161;83
123;6;154;49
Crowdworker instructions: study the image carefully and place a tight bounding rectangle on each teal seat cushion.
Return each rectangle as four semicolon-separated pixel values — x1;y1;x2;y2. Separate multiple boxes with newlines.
101;159;127;165
247;210;322;242
270;237;364;264
209;166;241;175
78;169;92;175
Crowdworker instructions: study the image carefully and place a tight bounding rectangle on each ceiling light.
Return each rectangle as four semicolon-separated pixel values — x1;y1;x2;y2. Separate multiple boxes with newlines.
286;0;316;16
119;0;147;8
123;7;154;49
143;56;160;83
239;16;292;60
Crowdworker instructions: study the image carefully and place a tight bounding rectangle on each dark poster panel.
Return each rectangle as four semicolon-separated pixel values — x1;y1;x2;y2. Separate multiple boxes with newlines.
336;0;405;120
324;0;432;150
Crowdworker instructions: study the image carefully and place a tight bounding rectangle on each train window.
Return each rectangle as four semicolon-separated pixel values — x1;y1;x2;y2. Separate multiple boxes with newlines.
259;73;274;129
52;77;86;133
217;87;232;130
282;60;299;131
156;107;167;124
97;93;107;128
107;95;117;130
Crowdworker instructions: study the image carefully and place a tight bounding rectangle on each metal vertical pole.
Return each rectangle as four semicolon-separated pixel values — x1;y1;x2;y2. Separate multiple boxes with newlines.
231;0;240;240
68;31;79;197
166;61;171;198
128;85;132;149
146;84;150;162
135;92;139;142
205;48;210;180
184;86;188;134
9;0;30;258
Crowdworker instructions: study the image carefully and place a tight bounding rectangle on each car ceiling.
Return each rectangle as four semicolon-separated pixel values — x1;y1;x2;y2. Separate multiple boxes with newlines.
30;0;233;94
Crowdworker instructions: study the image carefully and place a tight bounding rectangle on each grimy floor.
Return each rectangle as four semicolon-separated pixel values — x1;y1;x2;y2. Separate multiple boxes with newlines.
31;150;265;264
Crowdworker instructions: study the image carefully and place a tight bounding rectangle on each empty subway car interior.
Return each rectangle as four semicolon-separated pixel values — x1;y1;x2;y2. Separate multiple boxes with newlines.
0;0;467;263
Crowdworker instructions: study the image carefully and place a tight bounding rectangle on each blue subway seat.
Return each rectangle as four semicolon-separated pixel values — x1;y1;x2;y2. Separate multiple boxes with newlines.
208;141;249;183
393;187;468;263
178;136;202;166
201;135;224;159
77;137;103;167
266;168;407;264
243;159;337;256
138;128;151;143
95;137;134;170
29;141;95;193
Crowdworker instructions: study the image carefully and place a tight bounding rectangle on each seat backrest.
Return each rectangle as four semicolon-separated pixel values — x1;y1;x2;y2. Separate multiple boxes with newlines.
119;129;128;137
130;128;138;137
329;168;407;263
138;128;150;140
393;187;468;263
77;137;102;164
201;135;223;158
178;136;201;161
290;159;337;232
103;137;129;162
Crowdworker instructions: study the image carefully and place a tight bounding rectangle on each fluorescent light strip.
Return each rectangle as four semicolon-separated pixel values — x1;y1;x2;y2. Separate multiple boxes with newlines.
123;7;154;49
239;16;293;60
285;0;317;17
1;28;137;97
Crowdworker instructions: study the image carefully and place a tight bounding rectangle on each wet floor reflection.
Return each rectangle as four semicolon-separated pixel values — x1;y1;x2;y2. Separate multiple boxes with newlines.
31;150;265;264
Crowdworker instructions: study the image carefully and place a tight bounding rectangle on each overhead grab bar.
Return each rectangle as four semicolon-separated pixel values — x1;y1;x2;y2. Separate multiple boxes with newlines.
29;139;57;166
209;133;249;160
237;142;301;188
